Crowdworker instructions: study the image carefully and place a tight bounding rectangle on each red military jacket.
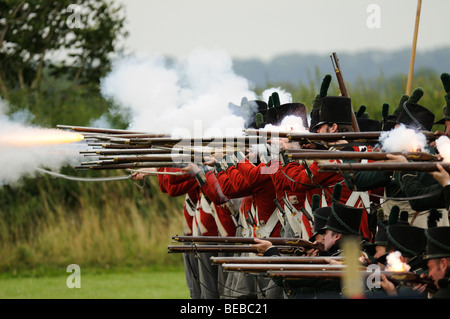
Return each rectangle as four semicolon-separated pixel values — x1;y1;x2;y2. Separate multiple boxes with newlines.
194;170;237;237
271;156;371;241
230;159;281;238
158;167;200;236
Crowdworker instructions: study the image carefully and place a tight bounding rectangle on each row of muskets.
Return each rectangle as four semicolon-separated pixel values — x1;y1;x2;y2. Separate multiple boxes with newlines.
169;235;438;294
57;124;449;173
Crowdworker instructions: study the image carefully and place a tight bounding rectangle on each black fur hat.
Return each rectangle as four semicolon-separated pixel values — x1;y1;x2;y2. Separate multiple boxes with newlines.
386;225;427;258
313;96;353;131
396;102;435;132
324;201;363;236
424;226;450;260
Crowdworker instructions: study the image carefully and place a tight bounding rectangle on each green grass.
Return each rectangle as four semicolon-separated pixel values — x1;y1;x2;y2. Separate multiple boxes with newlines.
0;266;190;299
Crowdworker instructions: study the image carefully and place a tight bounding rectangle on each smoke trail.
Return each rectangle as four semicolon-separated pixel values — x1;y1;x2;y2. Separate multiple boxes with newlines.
0;99;85;186
100;48;259;137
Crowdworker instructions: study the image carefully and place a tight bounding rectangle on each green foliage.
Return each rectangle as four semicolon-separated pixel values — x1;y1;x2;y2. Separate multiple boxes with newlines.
0;0;128;98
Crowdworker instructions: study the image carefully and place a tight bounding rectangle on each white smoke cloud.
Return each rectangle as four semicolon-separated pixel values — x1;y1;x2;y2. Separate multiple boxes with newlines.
100;48;258;137
263;115;308;132
379;124;427;152
261;87;292;105
436;135;450;162
0;99;85;186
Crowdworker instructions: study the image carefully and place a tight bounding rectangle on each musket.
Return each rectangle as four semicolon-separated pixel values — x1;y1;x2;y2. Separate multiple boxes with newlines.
171;235;324;252
167;244;305;254
88;133;169;139
90;143;158;149
210;256;344;265
267;270;438;293
126;169;186;176
75;162;189;170
56;124;145;135
221;263;356;273
243;129;292;138
330;52;360;132
97;154;202;164
286;131;437;143
80;148;174;156
102;136;267;146
318;162;450;172
286;150;439;162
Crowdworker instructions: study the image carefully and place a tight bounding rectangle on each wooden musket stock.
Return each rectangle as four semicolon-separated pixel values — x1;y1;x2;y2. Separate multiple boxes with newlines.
221;263;354;273
210;256;344;265
167;244;305;254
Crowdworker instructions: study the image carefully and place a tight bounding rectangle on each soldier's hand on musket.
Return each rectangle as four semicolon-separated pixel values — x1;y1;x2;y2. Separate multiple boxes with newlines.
307;241;321;256
252;238;273;256
306;248;319;256
412;273;433;295
430;163;450;187
131;168;157;180
180;163;201;174
203;155;217;166
380;274;398;296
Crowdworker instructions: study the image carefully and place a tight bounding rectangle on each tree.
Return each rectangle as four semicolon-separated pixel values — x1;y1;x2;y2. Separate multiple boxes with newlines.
0;0;128;98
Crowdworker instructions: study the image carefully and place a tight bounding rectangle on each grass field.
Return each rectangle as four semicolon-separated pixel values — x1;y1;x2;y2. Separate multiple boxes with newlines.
0;266;190;299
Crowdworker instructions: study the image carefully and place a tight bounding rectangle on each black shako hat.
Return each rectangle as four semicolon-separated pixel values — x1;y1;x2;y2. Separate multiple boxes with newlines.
309;206;332;241
313;96;353;130
396;102;435;132
386;225;427;258
424;226;450;260
324;202;363;236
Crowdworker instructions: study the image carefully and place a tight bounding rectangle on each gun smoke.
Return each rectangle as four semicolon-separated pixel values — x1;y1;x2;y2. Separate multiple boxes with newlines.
435;135;450;161
0;99;84;186
379;124;427;152
99;48;300;137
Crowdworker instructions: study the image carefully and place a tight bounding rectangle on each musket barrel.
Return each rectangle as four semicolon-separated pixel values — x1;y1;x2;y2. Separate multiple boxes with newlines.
57;124;145;135
167;244;302;254
221;263;353;273
81;149;174;156
286;131;436;142
171;235;323;251
243;129;291;138
108;154;199;163
319;162;449;172
76;162;188;170
210;256;344;265
287;151;439;162
125;136;267;146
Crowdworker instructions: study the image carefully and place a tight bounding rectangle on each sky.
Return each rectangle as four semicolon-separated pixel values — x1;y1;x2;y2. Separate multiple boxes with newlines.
115;0;450;61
